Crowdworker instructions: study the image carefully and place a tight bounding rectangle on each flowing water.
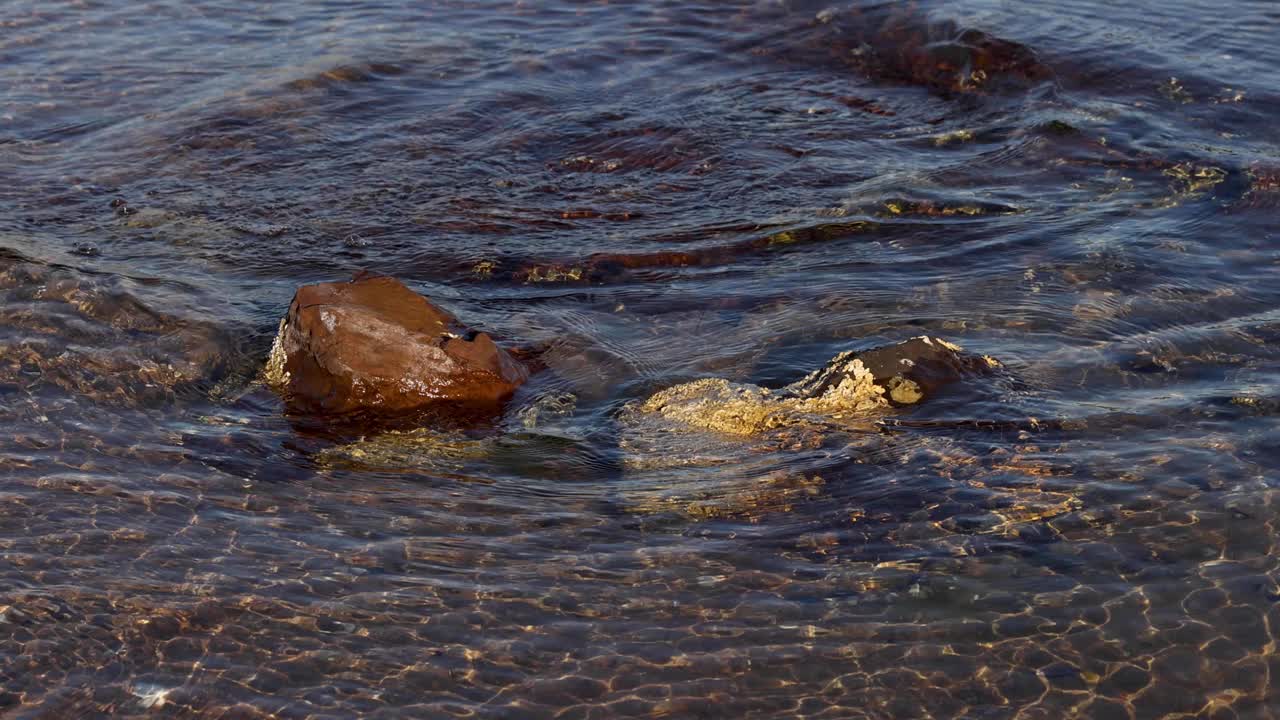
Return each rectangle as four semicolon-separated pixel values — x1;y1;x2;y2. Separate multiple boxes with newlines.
4;0;1280;717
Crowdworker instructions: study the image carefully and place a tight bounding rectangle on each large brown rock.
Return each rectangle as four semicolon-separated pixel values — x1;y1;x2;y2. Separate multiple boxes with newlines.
266;275;528;415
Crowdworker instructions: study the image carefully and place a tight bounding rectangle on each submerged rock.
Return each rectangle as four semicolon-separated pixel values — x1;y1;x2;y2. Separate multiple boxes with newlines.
267;275;528;416
614;336;1001;518
316;427;494;472
0;253;230;406
622;336;998;443
322;335;997;475
313;335;1018;523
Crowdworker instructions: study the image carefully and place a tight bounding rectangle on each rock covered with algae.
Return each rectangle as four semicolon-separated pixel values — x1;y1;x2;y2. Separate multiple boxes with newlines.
619;336;996;450
625;366;885;438
611;336;999;519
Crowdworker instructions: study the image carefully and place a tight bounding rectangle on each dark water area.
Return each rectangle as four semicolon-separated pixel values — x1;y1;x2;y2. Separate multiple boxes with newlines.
4;0;1280;717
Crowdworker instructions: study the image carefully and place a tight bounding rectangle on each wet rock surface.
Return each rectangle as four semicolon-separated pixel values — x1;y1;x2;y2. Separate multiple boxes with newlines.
320;337;1013;524
267;275;528;417
614;336;1006;519
621;336;995;444
318;336;993;469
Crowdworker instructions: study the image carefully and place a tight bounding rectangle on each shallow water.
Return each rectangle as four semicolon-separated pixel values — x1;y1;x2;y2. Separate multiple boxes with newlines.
4;0;1280;717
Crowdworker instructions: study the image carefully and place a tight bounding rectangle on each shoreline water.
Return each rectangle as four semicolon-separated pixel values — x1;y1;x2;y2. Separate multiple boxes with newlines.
3;1;1280;716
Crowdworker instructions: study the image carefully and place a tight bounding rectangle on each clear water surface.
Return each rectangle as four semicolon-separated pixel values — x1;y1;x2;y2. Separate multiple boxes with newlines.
3;0;1280;717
